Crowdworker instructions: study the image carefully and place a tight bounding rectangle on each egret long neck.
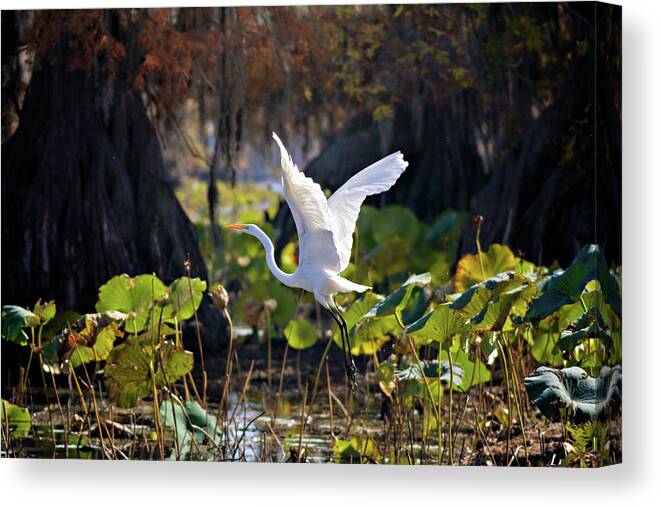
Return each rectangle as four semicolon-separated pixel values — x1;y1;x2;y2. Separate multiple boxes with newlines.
252;227;296;287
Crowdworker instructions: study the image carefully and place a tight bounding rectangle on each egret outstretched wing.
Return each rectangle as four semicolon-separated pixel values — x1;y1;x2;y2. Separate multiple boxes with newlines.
327;151;408;271
272;132;342;273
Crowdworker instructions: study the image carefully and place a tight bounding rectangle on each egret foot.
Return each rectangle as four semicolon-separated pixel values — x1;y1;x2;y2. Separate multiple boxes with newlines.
346;362;359;392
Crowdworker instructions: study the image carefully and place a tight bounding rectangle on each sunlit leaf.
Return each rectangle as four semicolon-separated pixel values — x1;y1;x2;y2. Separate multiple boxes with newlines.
441;344;491;390
68;325;120;368
1;399;31;437
44;311;127;368
164;276;207;321
451;272;528;319
364;272;430;319
96;274;168;333
469;283;538;331
32;299;56;325
405;304;467;346
333;434;381;463
377;357;397;399
333;293;398;355
454;243;517;291
528;326;564;367
284;319;318;350
280;241;299;273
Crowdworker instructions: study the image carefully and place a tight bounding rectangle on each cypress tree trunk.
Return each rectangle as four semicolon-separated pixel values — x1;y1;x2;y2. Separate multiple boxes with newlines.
1;39;226;344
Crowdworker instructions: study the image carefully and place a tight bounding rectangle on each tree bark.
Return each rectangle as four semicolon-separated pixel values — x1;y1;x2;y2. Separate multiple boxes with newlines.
1;40;226;347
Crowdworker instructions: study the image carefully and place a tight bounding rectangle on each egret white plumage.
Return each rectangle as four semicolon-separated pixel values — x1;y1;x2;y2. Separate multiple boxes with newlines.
226;132;408;387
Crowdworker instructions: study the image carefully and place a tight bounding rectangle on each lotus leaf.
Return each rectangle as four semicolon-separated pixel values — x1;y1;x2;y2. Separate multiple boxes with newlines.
284;319;318;350
400;285;431;325
96;274;168;333
454;244;517;292
371;205;420;244
394;359;463;386
43;311;126;368
451;272;529;319
1;399;31;437
1;305;40;345
32;299;56;325
424;210;465;244
557;323;613;353
469;282;537;331
333;434;381;463
441;346;491;391
333;293;398;355
163;277;207;321
160;398;220;460
105;337;193;408
404;304;467;346
524;365;622;421
237;281;296;326
525;245;621;323
364;272;430;319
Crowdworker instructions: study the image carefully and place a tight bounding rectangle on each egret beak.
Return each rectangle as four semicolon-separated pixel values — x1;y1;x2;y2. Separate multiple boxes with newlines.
225;223;247;232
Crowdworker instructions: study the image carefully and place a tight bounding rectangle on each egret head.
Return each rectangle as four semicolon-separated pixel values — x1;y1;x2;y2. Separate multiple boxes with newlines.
225;223;258;236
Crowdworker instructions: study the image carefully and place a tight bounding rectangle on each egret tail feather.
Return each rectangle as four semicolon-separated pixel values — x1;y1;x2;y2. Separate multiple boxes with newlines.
334;276;371;294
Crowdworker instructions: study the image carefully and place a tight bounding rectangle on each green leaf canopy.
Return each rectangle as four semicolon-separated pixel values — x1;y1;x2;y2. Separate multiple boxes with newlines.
524;245;621;323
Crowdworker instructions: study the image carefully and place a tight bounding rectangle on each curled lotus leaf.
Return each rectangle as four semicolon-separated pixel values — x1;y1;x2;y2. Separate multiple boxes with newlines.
557;323;613;353
394;359;463;386
1;305;40;346
43;311;127;369
524;365;622;422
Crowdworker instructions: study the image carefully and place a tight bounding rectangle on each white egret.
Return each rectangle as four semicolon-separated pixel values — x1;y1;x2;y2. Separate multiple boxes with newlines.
226;132;408;386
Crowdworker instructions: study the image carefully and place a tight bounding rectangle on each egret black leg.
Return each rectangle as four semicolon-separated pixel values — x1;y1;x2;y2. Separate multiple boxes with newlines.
338;312;357;376
327;307;352;381
330;300;358;390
